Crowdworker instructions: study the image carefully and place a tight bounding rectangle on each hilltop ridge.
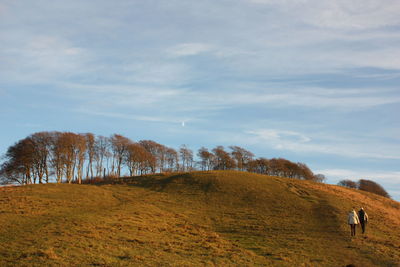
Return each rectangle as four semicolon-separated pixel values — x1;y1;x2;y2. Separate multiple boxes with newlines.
0;171;399;266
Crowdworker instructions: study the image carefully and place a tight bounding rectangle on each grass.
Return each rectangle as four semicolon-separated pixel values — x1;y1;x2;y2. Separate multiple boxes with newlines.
0;170;399;266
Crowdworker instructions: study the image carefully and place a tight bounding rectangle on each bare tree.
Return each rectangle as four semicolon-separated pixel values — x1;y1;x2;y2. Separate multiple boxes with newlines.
0;161;25;185
93;136;110;177
246;158;269;174
57;132;80;184
85;133;95;180
139;140;164;173
157;144;168;172
338;179;358;189
212;146;236;170
165;147;179;172
230;146;254;171
296;162;315;180
51;132;65;183
179;145;193;172
1;132;331;186
1;142;26;184
110;134;132;177
0;138;35;184
197;147;215;171
75;134;87;184
314;174;326;183
358;179;390;198
125;143;156;176
30;132;52;183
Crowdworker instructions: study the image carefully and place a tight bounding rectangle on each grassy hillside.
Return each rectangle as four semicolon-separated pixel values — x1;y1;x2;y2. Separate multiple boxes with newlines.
1;171;399;266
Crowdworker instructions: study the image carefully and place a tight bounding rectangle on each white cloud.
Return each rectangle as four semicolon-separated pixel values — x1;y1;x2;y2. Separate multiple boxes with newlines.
319;47;400;70
283;89;400;109
0;0;398;201
246;128;400;160
247;0;400;30
2;0;400;87
76;108;193;125
317;169;400;185
61;83;187;106
248;129;311;143
167;43;213;57
308;1;400;30
121;61;192;85
58;82;400;129
192;87;400;110
1;35;87;82
237;0;400;71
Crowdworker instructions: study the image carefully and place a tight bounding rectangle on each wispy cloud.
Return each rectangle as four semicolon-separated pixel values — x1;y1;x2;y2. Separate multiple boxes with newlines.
2;0;400;87
1;0;399;200
248;0;400;30
1;35;87;83
246;128;400;160
76;109;190;124
191;87;400;110
63;83;185;104
53;81;400;129
317;169;400;184
167;43;213;57
119;61;193;85
57;82;400;126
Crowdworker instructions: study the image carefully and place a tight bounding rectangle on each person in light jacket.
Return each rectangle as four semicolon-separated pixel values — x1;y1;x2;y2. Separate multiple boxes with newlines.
358;207;369;234
348;208;360;237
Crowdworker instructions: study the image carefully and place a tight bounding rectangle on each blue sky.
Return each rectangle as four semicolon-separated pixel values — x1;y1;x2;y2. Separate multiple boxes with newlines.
1;0;400;200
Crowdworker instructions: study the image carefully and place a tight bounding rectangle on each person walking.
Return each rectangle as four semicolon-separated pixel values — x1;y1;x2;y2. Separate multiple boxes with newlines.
358;207;369;234
348;208;360;237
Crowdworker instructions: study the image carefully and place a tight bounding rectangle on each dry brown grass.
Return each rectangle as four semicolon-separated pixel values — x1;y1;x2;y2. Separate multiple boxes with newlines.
308;181;400;227
0;171;399;266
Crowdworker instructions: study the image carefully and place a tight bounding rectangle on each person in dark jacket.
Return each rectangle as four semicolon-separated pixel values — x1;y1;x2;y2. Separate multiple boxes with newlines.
358;207;369;234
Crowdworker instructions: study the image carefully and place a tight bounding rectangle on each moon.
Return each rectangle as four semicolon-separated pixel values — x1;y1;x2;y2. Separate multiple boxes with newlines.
182;121;185;127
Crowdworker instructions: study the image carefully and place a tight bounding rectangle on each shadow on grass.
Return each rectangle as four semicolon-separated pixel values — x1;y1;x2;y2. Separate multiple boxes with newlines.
93;172;221;195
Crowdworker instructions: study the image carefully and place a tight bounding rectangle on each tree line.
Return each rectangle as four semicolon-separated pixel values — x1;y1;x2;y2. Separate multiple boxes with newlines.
0;131;327;185
338;179;390;198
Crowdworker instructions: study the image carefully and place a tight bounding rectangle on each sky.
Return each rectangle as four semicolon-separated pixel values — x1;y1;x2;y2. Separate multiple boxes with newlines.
0;0;399;200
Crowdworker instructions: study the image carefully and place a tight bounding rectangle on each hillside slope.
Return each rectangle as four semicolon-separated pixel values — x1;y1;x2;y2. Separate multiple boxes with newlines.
0;171;399;266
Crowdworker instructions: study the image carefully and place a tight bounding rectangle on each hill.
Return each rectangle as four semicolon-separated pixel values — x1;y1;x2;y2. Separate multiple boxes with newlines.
0;171;399;266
